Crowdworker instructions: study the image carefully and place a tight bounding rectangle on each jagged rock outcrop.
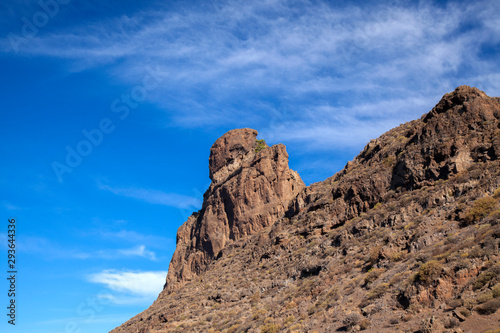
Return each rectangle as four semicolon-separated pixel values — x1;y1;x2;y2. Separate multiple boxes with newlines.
290;86;500;223
113;86;500;333
164;128;305;292
392;85;499;189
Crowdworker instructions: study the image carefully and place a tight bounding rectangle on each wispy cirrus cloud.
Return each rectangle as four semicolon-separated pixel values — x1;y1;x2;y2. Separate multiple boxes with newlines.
117;245;157;261
99;184;202;209
2;201;20;211
2;0;499;151
93;229;174;247
87;269;167;305
18;235;159;261
74;244;159;261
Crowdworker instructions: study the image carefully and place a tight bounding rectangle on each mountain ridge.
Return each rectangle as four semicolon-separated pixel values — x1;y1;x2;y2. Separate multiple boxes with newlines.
113;86;500;333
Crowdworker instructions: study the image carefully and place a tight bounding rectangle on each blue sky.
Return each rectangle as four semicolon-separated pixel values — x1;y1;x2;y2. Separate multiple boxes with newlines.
0;0;499;332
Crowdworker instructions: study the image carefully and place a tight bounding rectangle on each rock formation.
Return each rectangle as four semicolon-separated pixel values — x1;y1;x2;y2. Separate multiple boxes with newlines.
113;86;500;333
164;128;305;292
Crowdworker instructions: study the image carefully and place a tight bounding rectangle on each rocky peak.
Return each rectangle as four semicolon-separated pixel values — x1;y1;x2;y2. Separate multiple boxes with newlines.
392;86;500;190
425;85;489;119
208;128;258;182
164;128;305;292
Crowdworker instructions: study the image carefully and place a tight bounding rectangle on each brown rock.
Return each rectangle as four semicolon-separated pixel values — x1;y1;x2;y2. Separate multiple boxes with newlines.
435;277;454;302
420;316;445;333
208;128;258;181
391;86;500;190
453;309;466;322
164;128;305;292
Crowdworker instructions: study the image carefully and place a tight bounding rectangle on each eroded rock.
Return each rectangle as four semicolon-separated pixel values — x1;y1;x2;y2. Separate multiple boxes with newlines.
164;128;305;291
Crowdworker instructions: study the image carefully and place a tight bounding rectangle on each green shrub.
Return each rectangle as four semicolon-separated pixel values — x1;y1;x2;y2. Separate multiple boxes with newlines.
465;197;498;224
417;260;442;285
255;139;267;153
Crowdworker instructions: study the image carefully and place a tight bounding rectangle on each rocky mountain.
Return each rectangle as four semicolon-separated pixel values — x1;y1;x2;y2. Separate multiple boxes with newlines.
112;86;500;333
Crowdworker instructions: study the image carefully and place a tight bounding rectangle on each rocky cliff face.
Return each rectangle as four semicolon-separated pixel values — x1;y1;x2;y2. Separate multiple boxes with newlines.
164;128;304;292
113;86;500;333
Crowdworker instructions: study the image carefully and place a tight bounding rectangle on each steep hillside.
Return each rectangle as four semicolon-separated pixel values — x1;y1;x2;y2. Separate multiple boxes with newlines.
112;86;500;333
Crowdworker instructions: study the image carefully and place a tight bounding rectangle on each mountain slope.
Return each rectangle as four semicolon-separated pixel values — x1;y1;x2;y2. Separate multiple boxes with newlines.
112;86;500;333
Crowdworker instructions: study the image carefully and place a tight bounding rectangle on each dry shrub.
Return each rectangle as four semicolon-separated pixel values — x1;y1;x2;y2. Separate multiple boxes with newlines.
342;312;360;328
289;323;302;331
465;196;498;224
284;315;295;326
492;283;500;298
390;250;406;262
364;268;385;285
227;324;239;333
443;317;459;328
417;260;442;285
366;283;389;300
260;318;280;333
485;209;500;225
447;298;463;309
476;299;500;315
474;265;500;290
368;246;382;265
359;318;370;330
477;292;494;304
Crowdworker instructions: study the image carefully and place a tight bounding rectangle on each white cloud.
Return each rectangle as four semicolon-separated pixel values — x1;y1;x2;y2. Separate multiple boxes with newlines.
80;245;159;261
87;269;168;304
99;184;202;209
17;236;159;261
118;245;157;261
2;0;499;152
95;229;174;247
